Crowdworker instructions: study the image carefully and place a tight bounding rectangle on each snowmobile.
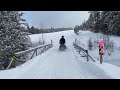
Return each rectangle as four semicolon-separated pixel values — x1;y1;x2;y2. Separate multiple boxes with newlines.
59;44;66;51
59;36;66;51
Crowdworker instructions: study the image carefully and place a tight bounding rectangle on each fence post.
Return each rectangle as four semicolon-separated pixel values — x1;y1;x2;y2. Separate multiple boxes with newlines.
36;49;37;56
51;40;53;46
44;46;47;51
100;54;102;64
73;43;75;48
86;50;89;62
13;53;17;62
79;49;80;54
99;46;103;64
75;38;77;43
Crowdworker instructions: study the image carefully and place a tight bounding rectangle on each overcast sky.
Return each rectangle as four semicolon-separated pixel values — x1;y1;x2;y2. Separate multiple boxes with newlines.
22;11;89;28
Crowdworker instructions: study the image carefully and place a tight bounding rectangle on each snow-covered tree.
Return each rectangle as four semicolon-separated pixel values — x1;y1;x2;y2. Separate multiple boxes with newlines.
78;11;120;36
0;11;32;69
87;11;95;31
79;20;89;30
105;11;120;35
93;11;101;33
87;11;101;33
74;25;80;35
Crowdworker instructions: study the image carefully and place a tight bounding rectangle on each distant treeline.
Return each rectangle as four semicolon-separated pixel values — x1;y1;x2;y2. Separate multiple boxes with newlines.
26;26;73;34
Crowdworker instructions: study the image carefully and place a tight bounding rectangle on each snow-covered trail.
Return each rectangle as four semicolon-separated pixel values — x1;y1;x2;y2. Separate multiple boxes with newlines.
0;30;112;79
16;30;111;79
17;48;85;79
17;31;86;79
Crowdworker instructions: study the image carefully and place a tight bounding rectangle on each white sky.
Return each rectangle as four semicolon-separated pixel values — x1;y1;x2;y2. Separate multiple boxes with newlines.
22;11;89;28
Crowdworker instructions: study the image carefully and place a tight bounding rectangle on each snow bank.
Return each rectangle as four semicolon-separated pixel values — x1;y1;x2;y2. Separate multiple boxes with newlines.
95;63;120;79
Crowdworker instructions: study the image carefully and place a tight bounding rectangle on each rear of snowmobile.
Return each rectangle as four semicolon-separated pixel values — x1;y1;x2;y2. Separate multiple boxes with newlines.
59;44;67;51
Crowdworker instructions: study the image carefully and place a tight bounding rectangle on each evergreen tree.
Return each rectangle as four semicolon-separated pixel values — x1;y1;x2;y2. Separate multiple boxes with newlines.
87;11;101;33
0;11;31;69
93;11;101;33
105;11;120;36
74;25;80;35
99;11;109;34
79;11;120;36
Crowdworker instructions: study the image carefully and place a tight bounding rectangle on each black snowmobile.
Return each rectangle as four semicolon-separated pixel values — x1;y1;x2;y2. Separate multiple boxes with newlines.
59;44;66;51
59;36;66;51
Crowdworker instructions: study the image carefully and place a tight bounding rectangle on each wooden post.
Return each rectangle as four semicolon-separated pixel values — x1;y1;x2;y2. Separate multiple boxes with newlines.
13;53;17;63
86;50;89;62
100;54;102;64
75;38;77;43
99;46;103;64
51;40;53;46
45;46;47;52
36;49;37;56
73;43;75;49
99;39;104;64
79;49;80;54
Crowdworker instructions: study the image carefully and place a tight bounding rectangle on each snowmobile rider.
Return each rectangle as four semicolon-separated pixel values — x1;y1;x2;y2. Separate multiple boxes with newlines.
59;36;66;45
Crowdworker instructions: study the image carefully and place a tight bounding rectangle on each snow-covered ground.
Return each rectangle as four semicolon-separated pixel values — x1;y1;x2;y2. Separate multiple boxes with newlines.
0;30;120;79
76;30;120;68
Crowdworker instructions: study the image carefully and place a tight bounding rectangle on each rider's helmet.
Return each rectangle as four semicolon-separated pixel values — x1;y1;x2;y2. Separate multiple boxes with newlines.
62;36;64;38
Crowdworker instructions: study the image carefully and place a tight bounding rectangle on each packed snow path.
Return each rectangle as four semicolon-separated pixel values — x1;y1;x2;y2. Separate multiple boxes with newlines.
17;48;111;79
0;30;113;79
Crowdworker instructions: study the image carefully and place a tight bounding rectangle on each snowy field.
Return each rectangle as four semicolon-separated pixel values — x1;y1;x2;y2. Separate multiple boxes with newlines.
0;30;120;79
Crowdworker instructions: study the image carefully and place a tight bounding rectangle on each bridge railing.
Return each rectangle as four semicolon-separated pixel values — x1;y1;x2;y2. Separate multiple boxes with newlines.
73;38;95;62
6;40;53;70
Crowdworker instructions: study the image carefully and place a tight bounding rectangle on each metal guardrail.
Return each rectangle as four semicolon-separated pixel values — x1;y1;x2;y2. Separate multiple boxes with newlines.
6;40;53;70
73;42;95;62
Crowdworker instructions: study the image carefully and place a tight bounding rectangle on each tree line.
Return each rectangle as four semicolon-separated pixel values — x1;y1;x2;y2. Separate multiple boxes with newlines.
28;26;73;34
74;11;120;36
